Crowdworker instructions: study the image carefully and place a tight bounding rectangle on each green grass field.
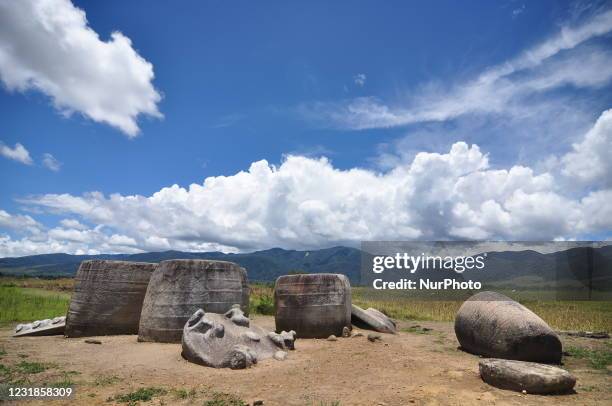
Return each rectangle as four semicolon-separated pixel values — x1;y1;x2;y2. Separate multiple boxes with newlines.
0;286;70;326
1;278;610;332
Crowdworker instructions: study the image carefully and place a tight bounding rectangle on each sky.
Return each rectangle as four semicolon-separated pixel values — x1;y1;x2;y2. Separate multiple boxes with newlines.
0;0;611;256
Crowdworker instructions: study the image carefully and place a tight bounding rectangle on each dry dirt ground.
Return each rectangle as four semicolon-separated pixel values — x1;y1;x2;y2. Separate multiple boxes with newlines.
1;316;610;406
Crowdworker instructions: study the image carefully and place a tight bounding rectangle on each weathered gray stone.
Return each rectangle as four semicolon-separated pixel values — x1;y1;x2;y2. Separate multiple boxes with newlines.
139;260;249;343
479;358;576;394
342;326;351;338
273;351;288;361
181;308;295;369
13;316;66;337
275;273;352;338
65;260;156;338
454;291;562;363
351;304;397;334
327;335;338;341
267;330;296;350
367;333;382;342
352;332;364;338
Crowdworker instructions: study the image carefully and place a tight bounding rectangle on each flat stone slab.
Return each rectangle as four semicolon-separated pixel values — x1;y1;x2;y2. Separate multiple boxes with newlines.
351;305;397;334
13;316;66;337
479;358;576;394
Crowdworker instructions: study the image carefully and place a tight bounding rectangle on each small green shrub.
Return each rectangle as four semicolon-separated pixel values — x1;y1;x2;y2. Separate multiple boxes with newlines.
16;361;48;374
566;346;612;370
203;392;246;406
250;293;275;315
114;387;167;405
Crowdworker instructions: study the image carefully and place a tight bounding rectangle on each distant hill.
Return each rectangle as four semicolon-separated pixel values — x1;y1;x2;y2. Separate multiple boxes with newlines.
0;246;362;283
1;245;610;291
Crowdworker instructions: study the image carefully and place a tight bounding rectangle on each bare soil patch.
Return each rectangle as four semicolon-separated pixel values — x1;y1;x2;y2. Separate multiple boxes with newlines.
1;316;610;405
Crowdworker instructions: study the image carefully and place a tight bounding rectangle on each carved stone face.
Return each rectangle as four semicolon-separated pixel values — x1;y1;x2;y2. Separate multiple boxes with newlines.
181;306;295;369
13;316;66;337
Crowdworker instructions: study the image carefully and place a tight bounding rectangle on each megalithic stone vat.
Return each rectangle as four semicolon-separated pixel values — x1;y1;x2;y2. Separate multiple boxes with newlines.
138;259;250;343
274;273;352;338
65;260;156;338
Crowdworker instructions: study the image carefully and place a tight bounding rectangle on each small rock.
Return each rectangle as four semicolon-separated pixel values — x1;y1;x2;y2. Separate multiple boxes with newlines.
84;339;102;344
367;333;382;342
273;351;288;361
479;358;576;394
342;326;351;338
253;401;264;406
327;335;338;341
352;332;364;338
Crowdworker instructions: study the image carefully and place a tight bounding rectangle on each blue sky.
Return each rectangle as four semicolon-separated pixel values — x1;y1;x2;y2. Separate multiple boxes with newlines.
0;0;611;256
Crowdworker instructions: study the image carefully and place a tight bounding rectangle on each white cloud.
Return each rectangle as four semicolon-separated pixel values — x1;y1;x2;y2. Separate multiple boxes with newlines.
0;210;42;235
0;109;607;256
561;108;612;187
59;218;87;230
0;142;33;165
353;73;367;87
42;153;62;171
301;10;612;130
0;0;162;136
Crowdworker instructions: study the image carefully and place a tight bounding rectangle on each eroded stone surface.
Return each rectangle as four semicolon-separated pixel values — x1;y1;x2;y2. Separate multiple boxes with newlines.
275;273;352;338
455;291;562;363
479;358;576;394
139;259;249;343
66;260;156;338
181;307;295;369
13;316;66;337
351;305;397;334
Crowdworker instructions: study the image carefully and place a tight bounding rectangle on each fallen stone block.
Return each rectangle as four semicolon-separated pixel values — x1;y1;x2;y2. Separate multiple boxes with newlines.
479;358;576;394
455;291;562;363
351;305;397;334
13;316;66;337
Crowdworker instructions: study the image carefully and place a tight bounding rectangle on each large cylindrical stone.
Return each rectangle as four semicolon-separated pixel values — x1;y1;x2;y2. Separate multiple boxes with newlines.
454;291;562;363
65;260;156;337
138;260;249;343
274;273;351;338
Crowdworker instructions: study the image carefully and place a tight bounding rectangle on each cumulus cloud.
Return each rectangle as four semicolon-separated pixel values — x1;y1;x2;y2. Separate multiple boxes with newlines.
0;210;42;235
562;108;612;187
42;153;62;171
0;142;33;165
300;10;612;130
0;0;162;136
0;108;607;256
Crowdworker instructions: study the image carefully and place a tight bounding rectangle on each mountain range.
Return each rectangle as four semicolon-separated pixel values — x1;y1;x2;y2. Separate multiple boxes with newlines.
1;245;610;291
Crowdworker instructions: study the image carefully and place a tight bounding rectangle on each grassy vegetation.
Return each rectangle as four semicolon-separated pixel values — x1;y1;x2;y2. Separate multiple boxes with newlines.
0;357;57;386
172;387;197;400
0;285;70;325
113;387;167;405
566;345;612;370
352;287;612;332
93;374;121;386
15;361;49;374
203;391;247;406
249;283;275;315
0;277;75;292
0;276;609;332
